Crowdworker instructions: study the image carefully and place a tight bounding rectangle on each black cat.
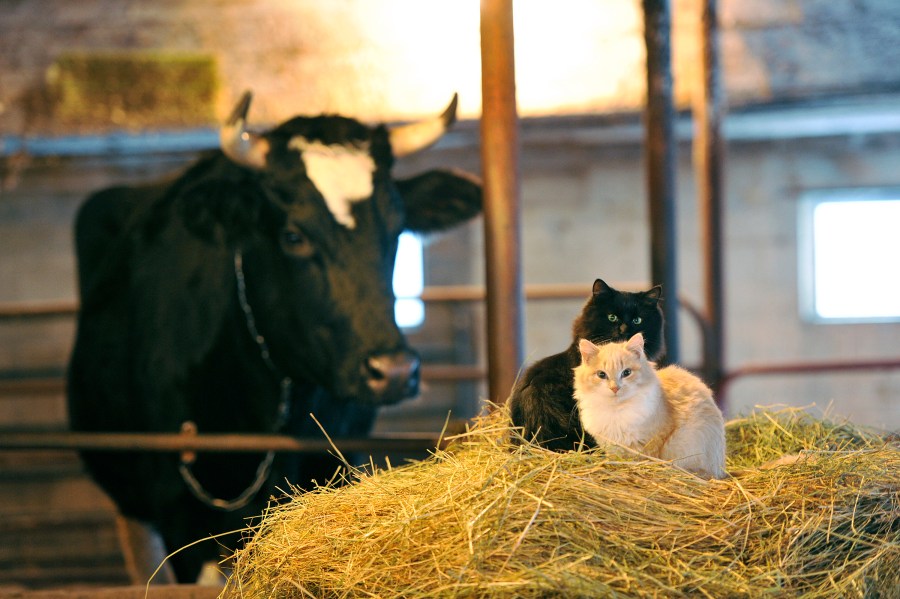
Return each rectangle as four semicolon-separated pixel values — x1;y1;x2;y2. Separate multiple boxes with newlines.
508;278;665;451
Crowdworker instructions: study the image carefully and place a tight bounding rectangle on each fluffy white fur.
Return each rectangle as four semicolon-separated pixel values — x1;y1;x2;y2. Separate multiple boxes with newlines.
573;333;727;479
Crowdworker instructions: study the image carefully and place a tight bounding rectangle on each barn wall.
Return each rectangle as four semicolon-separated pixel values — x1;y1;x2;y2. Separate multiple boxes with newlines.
3;0;900;433
7;113;896;435
0;0;900;426
3;0;900;135
2;1;900;589
509;126;900;430
399;108;900;431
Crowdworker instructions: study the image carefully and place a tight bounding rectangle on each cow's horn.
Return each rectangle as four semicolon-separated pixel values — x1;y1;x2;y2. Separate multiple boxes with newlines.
388;93;458;158
220;90;269;169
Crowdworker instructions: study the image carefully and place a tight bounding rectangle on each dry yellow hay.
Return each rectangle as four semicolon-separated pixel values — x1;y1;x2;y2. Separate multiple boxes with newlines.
222;406;899;598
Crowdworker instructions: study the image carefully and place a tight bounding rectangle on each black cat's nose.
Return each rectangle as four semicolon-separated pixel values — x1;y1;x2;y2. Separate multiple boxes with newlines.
364;350;421;404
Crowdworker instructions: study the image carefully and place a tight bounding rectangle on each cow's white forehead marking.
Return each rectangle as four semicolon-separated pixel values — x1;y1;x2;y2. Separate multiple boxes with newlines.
288;136;375;229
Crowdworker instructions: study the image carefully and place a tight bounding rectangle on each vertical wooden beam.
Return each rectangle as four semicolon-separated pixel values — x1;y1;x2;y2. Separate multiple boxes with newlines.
642;0;680;365
480;0;524;403
694;0;726;398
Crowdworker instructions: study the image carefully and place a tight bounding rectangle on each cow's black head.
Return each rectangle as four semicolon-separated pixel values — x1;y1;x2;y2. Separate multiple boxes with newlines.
189;92;481;406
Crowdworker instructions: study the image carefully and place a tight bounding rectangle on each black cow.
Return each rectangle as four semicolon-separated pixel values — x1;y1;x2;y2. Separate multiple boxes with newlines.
67;91;481;582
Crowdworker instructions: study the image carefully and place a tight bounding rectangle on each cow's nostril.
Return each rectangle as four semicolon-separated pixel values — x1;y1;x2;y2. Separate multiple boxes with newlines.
364;351;421;402
365;360;387;382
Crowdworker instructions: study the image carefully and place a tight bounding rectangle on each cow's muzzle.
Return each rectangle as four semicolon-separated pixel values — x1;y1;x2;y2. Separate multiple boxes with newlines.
364;350;421;403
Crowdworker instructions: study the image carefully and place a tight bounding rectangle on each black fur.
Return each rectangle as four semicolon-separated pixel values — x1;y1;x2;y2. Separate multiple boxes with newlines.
508;279;665;451
67;107;481;581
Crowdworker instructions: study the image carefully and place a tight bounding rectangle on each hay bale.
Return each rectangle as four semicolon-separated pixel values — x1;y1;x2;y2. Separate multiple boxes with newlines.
223;407;899;598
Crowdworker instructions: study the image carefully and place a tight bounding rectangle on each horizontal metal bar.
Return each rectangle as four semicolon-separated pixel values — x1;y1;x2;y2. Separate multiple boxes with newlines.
0;282;652;320
0;129;218;157
718;358;900;406
0;300;77;319
0;431;445;454
723;358;900;382
0;366;486;395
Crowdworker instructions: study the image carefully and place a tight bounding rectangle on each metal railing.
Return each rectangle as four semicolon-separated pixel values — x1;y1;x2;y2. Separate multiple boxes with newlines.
2;285;899;453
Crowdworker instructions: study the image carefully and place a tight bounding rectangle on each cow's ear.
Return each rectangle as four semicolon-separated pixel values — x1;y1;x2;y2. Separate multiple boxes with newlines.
396;169;482;233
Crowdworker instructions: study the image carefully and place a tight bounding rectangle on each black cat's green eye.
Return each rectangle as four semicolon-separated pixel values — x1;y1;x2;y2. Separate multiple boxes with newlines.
632;317;642;325
607;314;618;323
622;368;633;377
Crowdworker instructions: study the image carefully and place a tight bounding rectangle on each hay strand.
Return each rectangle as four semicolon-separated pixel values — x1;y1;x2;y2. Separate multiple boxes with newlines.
223;406;899;598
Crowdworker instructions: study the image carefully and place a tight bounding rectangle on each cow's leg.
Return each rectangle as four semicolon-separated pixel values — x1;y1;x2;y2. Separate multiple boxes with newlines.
114;514;177;585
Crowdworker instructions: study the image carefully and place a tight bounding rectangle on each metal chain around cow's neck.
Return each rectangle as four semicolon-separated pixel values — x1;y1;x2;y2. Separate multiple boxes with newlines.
177;250;293;512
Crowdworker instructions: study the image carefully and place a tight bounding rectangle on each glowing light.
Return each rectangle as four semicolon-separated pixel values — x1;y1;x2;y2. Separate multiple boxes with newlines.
811;199;900;320
393;232;425;328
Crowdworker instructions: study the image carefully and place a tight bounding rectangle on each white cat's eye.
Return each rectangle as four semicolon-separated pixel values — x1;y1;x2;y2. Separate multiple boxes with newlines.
596;371;607;379
607;314;618;322
632;317;642;324
622;368;633;377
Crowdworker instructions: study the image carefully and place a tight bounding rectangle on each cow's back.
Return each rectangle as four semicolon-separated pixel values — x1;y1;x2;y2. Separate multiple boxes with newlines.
73;181;166;301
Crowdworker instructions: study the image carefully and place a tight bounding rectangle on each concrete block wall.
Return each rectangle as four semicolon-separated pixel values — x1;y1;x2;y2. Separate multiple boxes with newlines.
3;0;900;136
2;0;899;429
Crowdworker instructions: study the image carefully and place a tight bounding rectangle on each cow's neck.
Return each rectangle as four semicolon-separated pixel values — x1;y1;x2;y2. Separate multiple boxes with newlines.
233;249;293;430
174;251;295;512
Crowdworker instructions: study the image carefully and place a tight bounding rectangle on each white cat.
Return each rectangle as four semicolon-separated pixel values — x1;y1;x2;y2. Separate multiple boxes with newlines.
573;333;727;479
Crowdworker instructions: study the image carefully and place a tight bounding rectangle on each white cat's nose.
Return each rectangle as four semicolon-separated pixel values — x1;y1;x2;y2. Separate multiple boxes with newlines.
609;383;620;394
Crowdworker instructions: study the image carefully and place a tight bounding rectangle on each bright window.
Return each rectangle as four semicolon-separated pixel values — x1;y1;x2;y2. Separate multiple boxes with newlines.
393;232;425;328
799;190;900;322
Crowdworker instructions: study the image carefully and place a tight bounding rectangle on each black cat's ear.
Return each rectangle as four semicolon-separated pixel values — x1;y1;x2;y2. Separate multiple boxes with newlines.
644;285;662;304
593;279;613;296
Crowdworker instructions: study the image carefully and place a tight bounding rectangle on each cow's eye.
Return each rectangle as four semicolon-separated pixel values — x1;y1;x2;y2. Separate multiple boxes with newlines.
281;225;315;258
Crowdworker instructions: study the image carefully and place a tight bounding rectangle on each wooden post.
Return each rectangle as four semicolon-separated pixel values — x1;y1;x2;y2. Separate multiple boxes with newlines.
480;0;524;403
642;0;680;365
694;0;726;398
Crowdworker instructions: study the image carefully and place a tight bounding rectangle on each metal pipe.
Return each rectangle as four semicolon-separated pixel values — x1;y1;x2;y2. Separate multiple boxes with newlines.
0;300;77;318
6;359;898;455
0;283;682;315
0;284;616;318
694;0;727;396
479;0;525;404
718;359;900;407
0;431;445;453
642;0;680;365
0;287;711;393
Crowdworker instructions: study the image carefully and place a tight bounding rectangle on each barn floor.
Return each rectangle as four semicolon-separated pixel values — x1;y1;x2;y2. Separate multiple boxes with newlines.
0;378;147;592
0;586;219;599
0;440;233;597
0;446;130;589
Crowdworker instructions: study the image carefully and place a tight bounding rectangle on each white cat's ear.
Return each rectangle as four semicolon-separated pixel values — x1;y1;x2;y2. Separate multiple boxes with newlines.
592;279;612;296
626;333;645;355
644;285;662;304
578;338;599;362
